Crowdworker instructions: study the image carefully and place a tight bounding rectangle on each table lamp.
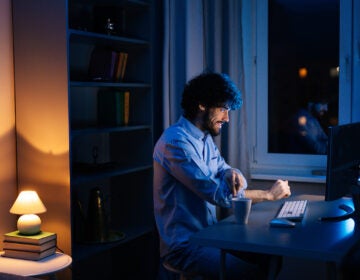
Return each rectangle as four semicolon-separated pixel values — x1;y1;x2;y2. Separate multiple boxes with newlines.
10;190;47;235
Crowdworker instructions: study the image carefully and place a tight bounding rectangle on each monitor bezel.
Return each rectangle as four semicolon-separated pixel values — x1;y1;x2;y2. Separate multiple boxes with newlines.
325;122;360;202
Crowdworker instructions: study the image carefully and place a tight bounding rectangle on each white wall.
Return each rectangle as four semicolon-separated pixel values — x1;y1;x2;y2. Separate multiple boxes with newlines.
0;0;18;241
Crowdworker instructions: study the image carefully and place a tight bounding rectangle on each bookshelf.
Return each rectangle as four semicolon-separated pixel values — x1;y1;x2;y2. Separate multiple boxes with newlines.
13;0;157;279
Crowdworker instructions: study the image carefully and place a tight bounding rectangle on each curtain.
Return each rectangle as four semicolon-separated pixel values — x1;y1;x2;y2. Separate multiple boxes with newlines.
161;0;249;178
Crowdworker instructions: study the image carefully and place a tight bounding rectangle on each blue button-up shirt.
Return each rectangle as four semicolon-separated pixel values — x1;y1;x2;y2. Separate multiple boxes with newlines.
153;116;247;258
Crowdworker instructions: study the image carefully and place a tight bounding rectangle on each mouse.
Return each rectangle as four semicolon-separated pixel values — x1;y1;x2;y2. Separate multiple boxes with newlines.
270;218;296;228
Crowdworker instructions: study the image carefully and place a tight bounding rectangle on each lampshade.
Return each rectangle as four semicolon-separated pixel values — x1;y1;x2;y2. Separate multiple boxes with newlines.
10;190;47;214
10;190;47;235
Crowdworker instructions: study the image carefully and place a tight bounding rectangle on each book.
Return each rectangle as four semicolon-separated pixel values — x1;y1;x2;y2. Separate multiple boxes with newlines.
2;246;56;261
114;52;128;81
119;52;128;81
88;47;118;81
123;90;130;126
115;90;124;125
3;239;56;252
3;231;56;245
114;52;123;81
97;90;130;126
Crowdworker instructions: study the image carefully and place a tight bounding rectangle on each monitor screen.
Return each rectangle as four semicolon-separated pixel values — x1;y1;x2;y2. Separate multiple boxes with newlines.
325;122;360;201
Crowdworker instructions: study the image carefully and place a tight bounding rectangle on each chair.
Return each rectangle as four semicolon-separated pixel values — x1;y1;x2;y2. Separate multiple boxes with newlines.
162;261;205;280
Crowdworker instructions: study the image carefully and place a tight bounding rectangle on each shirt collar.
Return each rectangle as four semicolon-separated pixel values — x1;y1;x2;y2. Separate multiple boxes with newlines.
178;116;208;141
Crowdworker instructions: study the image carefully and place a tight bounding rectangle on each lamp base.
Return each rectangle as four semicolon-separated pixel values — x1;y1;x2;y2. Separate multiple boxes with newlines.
17;214;41;235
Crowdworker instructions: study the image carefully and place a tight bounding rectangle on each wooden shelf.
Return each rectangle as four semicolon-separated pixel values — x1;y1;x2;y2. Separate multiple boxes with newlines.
71;164;152;185
71;124;151;137
72;225;154;262
69;29;150;47
13;1;156;278
70;81;151;88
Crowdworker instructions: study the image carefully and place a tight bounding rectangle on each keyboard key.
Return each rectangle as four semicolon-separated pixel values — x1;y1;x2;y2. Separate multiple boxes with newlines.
276;200;308;221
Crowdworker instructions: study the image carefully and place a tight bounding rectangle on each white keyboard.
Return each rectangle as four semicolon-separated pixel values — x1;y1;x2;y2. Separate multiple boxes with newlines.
276;200;308;221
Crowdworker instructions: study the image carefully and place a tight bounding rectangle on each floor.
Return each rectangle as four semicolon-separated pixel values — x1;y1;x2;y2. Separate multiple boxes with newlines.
157;257;328;280
278;257;327;280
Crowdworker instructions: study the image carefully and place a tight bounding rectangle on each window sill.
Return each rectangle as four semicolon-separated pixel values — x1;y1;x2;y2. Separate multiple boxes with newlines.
250;168;326;184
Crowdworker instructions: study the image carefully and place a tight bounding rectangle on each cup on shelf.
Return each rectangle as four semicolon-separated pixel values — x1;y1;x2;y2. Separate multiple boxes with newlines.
232;197;252;224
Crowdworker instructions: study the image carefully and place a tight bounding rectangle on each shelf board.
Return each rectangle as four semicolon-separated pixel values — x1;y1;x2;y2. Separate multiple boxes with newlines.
71;164;153;185
72;224;155;262
70;81;151;88
70;0;150;8
69;29;149;47
71;124;151;137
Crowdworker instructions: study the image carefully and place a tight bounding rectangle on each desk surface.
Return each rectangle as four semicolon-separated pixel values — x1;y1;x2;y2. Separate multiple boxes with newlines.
190;195;360;263
0;252;72;277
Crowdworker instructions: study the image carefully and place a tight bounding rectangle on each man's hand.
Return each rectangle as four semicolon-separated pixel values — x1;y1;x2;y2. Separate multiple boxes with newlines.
268;179;291;200
223;169;247;196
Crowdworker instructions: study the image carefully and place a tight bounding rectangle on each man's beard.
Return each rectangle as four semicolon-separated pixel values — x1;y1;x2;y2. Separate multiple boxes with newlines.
203;111;222;136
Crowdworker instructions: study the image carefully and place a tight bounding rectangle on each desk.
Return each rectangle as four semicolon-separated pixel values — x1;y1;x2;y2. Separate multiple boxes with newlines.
0;252;72;280
190;195;360;279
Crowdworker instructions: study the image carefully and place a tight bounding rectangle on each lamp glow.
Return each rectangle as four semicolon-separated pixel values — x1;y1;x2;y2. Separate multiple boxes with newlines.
10;190;47;235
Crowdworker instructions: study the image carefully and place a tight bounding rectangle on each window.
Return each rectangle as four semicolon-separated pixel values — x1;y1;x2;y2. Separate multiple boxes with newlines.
268;0;339;155
247;0;360;182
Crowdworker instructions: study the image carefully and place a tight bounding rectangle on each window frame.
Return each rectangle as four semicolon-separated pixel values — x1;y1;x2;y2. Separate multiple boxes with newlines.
247;0;359;183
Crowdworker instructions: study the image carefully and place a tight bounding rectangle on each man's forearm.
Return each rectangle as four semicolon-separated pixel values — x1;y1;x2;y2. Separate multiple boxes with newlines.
244;189;272;203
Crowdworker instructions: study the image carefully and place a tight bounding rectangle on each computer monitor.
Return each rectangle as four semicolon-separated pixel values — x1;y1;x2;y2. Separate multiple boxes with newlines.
321;122;360;221
325;122;360;201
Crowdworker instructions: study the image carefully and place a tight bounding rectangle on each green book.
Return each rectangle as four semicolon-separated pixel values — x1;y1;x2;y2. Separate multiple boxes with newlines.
3;230;57;245
115;91;124;125
97;90;125;126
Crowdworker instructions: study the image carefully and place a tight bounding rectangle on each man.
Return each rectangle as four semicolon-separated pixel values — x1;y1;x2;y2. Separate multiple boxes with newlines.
285;100;329;154
153;72;291;279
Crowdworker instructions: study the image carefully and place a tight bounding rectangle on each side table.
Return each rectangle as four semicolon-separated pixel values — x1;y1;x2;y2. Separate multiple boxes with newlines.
0;252;72;280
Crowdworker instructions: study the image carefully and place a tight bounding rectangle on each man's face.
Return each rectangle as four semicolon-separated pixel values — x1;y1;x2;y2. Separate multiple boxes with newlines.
203;105;230;136
314;102;328;117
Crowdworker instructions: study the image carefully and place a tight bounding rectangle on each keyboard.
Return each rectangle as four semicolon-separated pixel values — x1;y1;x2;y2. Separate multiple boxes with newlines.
276;200;308;221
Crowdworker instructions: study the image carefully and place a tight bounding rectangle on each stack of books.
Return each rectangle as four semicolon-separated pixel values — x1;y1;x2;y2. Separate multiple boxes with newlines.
97;90;130;126
2;230;57;261
88;47;128;82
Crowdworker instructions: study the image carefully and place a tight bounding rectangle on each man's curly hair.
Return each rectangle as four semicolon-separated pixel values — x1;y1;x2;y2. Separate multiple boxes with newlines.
181;72;243;119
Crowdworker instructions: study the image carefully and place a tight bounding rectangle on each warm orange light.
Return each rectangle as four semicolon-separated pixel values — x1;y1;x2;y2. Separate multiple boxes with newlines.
298;116;307;126
298;67;308;78
329;66;339;77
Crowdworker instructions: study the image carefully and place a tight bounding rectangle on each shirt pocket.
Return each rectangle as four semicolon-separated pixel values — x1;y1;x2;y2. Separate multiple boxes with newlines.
207;155;219;175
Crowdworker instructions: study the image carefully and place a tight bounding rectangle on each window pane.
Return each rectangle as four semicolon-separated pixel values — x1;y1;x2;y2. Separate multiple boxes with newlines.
268;0;339;155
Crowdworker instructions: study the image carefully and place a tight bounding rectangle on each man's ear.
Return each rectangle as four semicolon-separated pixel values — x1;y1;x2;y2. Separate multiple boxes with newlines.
199;104;206;111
